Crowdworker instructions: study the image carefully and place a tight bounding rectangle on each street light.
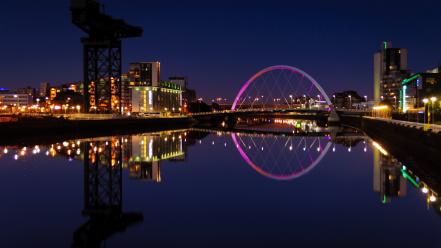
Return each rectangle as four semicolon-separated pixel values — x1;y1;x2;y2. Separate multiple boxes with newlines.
423;98;429;124
348;95;352;109
431;97;437;124
393;95;397;110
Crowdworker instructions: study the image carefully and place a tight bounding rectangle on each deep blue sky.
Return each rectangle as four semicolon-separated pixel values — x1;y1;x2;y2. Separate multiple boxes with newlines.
1;0;441;100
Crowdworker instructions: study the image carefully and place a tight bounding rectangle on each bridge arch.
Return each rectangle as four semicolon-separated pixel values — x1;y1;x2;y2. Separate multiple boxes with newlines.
231;65;331;111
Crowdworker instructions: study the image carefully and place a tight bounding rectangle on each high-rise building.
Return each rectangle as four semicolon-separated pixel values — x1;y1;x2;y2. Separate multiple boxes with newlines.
128;62;160;87
373;42;409;107
169;76;188;89
15;86;36;100
128;62;182;115
121;73;131;113
39;82;50;97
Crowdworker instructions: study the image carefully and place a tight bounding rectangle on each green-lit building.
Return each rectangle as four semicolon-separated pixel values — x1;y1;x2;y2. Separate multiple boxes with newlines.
128;62;182;115
399;67;441;112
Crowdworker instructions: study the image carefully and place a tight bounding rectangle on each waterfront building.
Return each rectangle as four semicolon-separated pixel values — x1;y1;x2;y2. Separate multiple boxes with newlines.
374;41;409;108
169;76;188;89
399;66;441;112
61;82;83;94
128;62;160;87
15;86;36;100
130;81;182;115
121;73;131;113
169;76;197;113
0;93;32;107
332;90;364;109
49;87;60;101
129;62;182;115
39;82;50;97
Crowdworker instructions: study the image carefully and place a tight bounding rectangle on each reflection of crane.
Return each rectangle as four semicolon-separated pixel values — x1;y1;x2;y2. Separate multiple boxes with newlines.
70;0;143;113
72;140;142;247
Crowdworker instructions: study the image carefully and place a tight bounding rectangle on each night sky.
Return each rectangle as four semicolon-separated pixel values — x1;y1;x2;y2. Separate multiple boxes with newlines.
1;0;441;100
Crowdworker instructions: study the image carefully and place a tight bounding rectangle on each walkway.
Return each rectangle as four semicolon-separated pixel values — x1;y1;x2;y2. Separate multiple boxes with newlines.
364;116;441;133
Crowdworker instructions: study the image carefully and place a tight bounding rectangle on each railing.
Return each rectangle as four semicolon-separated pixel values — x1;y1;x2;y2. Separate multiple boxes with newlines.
188;108;330;116
364;116;441;133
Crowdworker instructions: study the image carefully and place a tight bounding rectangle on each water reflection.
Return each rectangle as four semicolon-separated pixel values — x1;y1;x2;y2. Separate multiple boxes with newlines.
371;141;440;211
1;118;441;246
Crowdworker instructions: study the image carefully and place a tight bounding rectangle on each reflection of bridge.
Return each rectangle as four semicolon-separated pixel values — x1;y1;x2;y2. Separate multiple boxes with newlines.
191;125;366;180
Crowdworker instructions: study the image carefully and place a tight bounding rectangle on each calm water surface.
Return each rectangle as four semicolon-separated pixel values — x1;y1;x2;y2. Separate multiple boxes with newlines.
1;120;440;247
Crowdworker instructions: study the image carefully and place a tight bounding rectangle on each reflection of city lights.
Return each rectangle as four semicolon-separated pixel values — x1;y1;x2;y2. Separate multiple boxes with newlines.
45;151;49;156
303;147;306;151
289;146;292;151
224;142;227;147
212;141;215;145
348;147;351;152
364;147;367;152
261;147;264;151
332;146;335;152
317;147;321;152
422;187;429;194
14;154;18;160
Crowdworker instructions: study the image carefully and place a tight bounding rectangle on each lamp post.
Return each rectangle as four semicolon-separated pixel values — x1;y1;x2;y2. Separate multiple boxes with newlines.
348;95;352;109
423;98;429;124
13;95;19;113
393;96;397;110
431;97;437;124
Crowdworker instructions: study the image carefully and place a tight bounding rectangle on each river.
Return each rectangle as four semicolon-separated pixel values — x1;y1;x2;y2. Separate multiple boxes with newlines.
1;118;440;247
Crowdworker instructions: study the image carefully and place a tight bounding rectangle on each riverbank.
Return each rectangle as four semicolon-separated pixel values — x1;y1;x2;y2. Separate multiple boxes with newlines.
0;115;195;146
342;115;441;193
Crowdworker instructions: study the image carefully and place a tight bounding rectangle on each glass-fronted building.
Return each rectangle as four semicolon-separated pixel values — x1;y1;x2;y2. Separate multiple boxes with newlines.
128;62;182;115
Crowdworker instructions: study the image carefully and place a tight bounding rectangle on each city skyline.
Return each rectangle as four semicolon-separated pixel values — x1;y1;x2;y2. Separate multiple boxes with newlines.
2;0;441;100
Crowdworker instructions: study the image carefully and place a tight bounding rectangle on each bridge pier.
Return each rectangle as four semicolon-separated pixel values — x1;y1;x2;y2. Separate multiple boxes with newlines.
328;109;341;126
